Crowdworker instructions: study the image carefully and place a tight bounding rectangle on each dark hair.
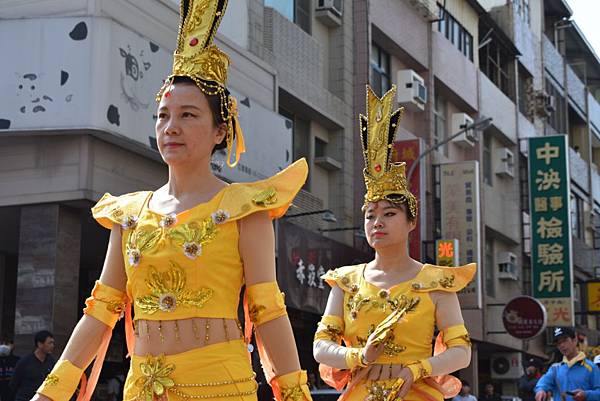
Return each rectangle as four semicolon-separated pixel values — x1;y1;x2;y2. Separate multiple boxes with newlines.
169;76;233;154
461;380;471;387
362;195;416;222
34;330;53;347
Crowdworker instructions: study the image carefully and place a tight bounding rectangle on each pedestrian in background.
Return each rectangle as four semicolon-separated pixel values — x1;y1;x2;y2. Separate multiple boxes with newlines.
535;327;600;401
0;337;19;401
480;382;502;401
519;358;543;401
9;331;54;401
453;380;478;401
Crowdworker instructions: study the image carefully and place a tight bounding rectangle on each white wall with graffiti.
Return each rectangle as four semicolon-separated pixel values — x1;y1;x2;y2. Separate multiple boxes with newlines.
0;17;171;149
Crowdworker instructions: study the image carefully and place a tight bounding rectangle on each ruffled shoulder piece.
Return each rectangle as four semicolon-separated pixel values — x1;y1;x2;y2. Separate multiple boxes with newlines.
217;158;308;221
321;264;364;293
91;191;152;230
410;263;476;293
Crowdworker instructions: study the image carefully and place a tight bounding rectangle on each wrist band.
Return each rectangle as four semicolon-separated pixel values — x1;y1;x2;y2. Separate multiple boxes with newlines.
37;360;84;401
406;359;433;381
345;348;369;369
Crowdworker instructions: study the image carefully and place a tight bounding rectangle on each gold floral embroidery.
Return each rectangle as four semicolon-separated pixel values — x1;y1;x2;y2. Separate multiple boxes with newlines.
135;262;213;314
211;209;230;224
126;227;162;267
281;385;305;401
121;215;139;230
248;304;267;322
43;374;59;386
346;293;372;320
167;217;218;260
366;382;394;401
412;274;455;290
356;325;406;357
136;355;175;401
316;324;343;343
252;187;277;206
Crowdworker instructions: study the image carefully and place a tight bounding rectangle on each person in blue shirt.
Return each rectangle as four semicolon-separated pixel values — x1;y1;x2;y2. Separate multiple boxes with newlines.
535;327;600;401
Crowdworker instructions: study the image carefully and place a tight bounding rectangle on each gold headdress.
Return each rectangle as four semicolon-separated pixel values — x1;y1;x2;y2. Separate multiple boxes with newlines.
360;85;417;219
157;0;245;167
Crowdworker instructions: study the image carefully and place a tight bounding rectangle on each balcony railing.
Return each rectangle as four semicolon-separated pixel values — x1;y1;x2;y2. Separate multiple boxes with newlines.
543;35;564;84
569;146;590;192
567;64;586;114
592;164;600;204
589;93;600;133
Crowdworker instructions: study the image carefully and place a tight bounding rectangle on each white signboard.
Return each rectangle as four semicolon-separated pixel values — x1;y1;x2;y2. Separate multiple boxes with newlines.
440;161;482;309
211;88;293;182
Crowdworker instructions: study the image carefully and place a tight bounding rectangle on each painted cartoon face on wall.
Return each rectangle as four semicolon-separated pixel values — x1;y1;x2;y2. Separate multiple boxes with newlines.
119;46;152;111
16;73;53;114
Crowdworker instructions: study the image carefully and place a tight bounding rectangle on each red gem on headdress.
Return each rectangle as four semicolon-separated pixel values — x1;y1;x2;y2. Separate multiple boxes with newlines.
164;91;171;98
189;37;199;47
375;164;382;172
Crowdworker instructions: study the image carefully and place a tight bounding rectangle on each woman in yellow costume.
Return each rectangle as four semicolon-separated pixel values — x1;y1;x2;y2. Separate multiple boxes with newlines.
313;85;476;401
32;2;312;401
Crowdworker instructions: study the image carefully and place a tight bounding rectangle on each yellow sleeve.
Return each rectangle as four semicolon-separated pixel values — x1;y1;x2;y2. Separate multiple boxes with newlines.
91;191;152;230
217;158;308;221
411;263;476;293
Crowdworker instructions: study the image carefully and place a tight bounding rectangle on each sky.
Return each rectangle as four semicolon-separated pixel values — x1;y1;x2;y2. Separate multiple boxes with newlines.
566;0;600;57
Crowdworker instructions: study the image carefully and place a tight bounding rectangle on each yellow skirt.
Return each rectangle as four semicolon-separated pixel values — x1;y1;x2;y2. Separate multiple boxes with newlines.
123;340;258;401
342;379;443;401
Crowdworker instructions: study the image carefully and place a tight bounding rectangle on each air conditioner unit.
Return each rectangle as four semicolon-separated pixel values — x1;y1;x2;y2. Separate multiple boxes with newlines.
315;0;343;26
491;353;523;379
534;90;555;118
451;113;475;148
397;70;427;111
497;252;519;280
495;147;515;178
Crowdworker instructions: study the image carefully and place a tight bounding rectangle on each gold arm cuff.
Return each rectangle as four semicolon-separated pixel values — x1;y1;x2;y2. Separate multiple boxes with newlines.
406;359;433;382
443;324;472;348
271;370;312;401
314;315;344;344
37;360;83;401
246;281;287;326
83;281;127;328
345;348;368;369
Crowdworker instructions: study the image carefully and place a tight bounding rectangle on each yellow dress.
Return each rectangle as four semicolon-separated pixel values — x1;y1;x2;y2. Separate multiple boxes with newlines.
91;159;308;401
321;262;476;401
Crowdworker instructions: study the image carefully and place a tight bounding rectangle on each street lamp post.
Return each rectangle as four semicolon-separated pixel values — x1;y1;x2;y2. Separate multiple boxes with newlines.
406;116;493;183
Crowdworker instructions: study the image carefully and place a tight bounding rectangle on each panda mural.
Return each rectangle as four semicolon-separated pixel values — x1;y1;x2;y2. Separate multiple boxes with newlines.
0;17;171;151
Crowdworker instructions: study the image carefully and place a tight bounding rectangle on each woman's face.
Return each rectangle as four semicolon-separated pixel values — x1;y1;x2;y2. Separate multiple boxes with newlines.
364;200;416;250
155;83;226;167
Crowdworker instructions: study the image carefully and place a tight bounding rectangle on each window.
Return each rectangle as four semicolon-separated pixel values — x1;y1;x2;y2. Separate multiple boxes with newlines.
265;0;311;34
518;64;533;120
315;137;327;158
514;0;531;25
483;133;493;185
437;5;474;61
545;79;567;134
480;39;514;99
370;43;391;97
485;239;495;298
433;92;447;153
280;108;311;190
571;193;584;239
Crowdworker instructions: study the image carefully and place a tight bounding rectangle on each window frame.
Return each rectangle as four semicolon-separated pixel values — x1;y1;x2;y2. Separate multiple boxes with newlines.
370;43;391;97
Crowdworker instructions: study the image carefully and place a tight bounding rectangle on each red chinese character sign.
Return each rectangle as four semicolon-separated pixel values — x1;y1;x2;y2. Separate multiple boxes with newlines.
528;136;573;326
393;139;424;260
502;296;547;339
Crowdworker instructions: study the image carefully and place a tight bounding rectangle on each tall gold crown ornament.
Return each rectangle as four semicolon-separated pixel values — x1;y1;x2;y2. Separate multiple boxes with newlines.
157;0;245;167
360;85;418;219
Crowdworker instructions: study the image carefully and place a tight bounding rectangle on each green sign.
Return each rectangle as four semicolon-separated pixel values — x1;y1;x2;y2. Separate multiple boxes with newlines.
528;135;573;326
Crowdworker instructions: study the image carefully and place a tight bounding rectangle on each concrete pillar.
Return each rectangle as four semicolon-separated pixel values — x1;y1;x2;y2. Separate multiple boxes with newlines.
14;204;81;354
461;343;479;397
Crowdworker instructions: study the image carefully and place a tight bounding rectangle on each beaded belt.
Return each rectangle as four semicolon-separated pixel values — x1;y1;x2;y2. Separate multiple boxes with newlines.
169;375;258;400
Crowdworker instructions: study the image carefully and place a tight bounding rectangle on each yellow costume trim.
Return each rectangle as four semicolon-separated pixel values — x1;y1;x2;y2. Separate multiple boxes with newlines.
37;360;83;401
156;0;246;167
442;324;471;348
406;359;433;382
91;191;151;230
345;348;369;369
83;281;127;328
271;370;312;401
314;315;344;343
411;264;477;293
219;158;308;221
246;282;287;325
320;265;359;293
359;85;417;219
